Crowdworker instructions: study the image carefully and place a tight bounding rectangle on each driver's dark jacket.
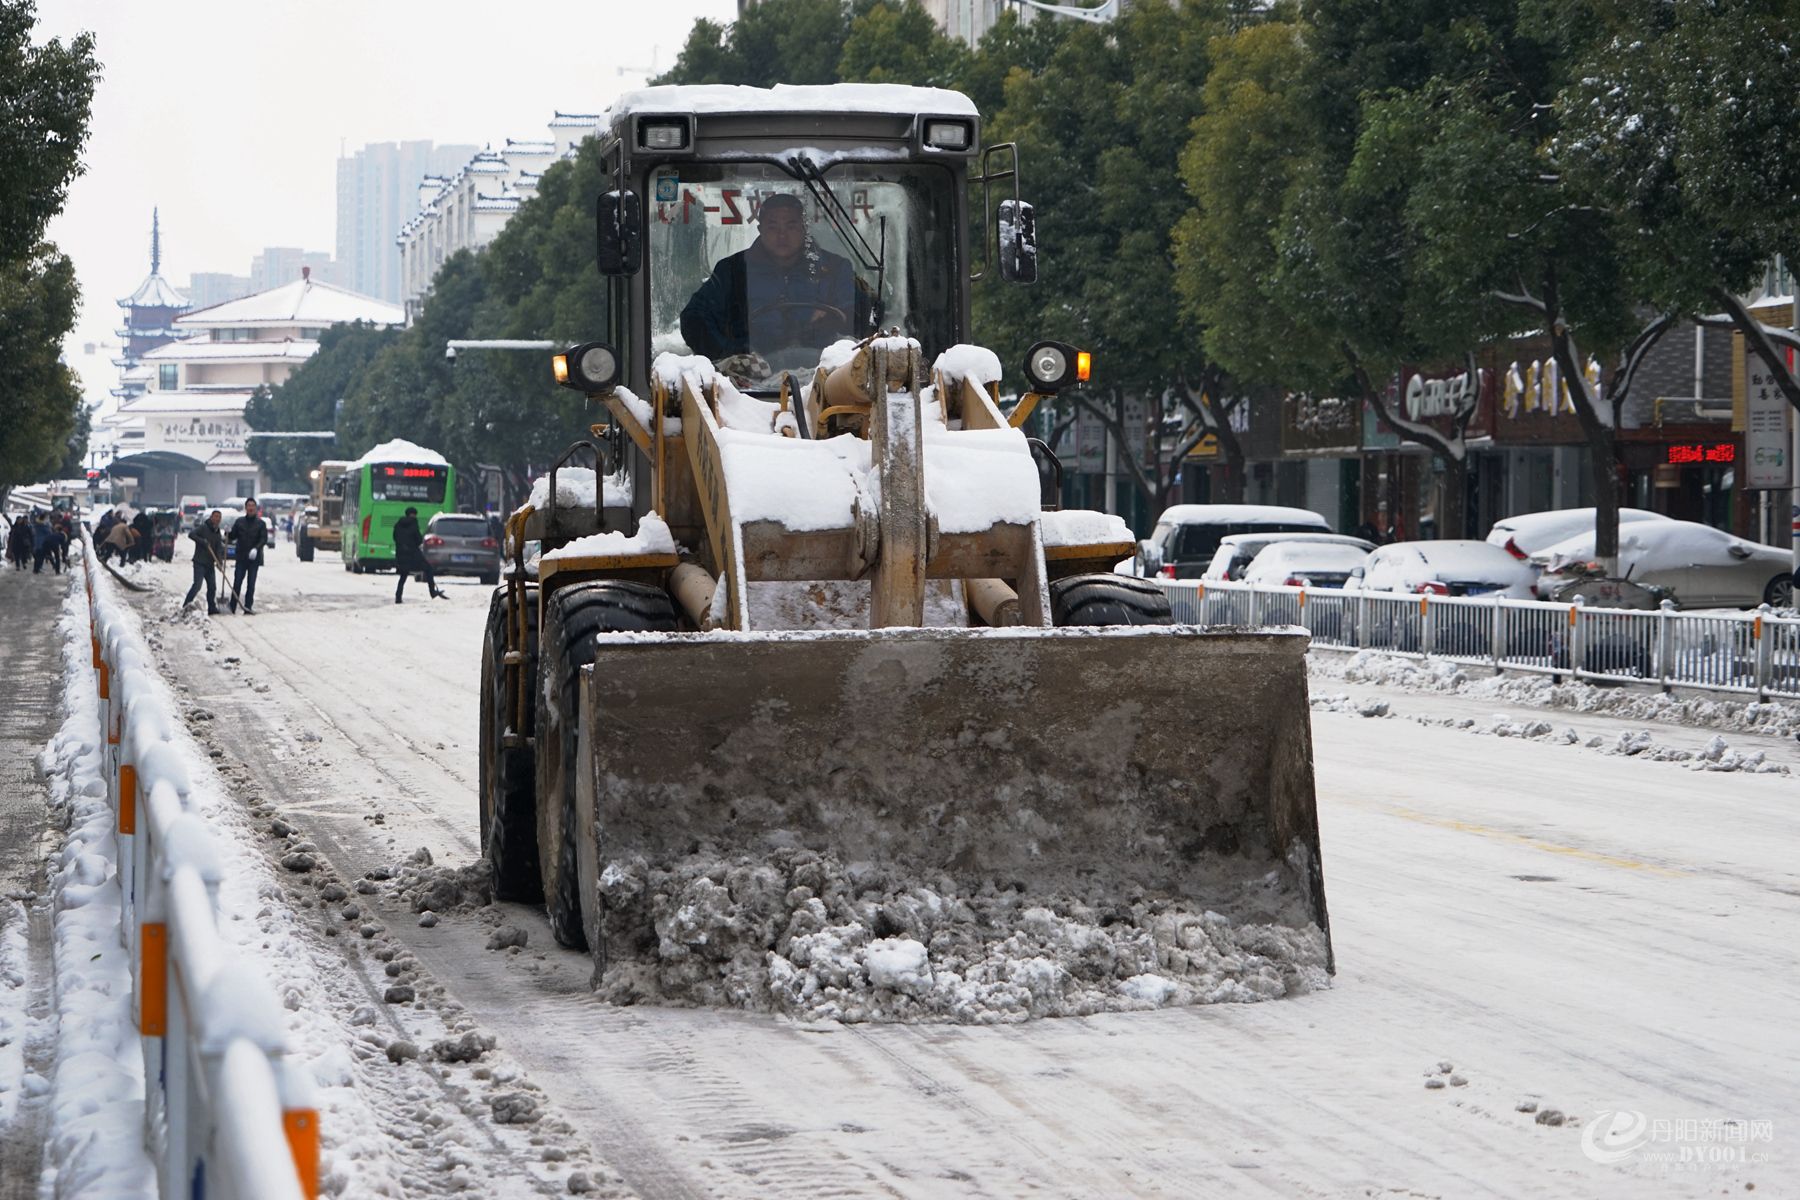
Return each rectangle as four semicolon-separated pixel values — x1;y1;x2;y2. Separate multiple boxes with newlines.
679;243;870;359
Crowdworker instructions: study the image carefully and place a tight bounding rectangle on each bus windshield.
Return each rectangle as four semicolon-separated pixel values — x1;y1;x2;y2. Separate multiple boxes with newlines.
647;161;957;391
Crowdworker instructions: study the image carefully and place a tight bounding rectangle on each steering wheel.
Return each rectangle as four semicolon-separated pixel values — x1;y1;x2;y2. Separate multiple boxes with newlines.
749;300;850;331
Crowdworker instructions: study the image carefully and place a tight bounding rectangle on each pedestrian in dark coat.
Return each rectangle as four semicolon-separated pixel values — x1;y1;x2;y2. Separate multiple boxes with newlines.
183;510;226;614
30;514;55;573
131;510;155;564
391;506;445;604
226;499;269;613
6;515;32;569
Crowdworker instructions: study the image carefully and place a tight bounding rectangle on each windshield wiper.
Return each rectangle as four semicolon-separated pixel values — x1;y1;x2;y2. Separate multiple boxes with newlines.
788;155;887;324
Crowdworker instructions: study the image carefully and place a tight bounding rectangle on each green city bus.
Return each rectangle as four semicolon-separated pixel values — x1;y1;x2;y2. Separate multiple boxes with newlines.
340;444;455;573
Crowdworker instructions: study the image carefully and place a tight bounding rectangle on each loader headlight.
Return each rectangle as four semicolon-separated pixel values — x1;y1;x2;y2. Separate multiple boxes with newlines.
554;341;621;393
636;117;693;153
1024;340;1089;392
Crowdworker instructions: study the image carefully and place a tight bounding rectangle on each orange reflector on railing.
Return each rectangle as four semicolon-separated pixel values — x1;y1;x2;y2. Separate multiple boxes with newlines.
139;922;167;1036
284;1109;321;1199
97;660;109;700
119;764;137;834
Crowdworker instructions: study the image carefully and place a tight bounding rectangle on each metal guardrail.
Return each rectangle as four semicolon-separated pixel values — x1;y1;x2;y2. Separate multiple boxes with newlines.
78;532;318;1200
1159;578;1800;701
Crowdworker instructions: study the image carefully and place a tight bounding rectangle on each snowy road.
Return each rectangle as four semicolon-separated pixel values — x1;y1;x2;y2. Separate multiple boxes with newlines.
119;547;1796;1198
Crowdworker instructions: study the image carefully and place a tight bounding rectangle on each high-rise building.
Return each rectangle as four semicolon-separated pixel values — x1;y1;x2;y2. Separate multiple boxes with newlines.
336;140;479;304
250;247;338;293
186;272;254;311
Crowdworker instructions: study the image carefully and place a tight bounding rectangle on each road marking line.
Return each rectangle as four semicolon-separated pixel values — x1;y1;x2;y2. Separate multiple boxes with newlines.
1385;806;1686;877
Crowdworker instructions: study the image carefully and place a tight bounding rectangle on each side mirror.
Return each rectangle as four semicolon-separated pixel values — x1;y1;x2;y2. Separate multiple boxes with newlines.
1138;539;1162;574
998;199;1037;284
597;190;641;276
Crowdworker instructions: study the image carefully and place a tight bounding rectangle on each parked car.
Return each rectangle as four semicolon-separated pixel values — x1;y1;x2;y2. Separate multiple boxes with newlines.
422;512;501;585
1532;520;1792;609
1349;540;1537;655
1242;540;1374;589
1486;507;1671;560
1205;532;1375;581
1129;504;1332;579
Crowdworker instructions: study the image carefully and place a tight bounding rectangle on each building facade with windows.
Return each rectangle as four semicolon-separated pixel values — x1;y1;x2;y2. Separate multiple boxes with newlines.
106;271;403;505
396;117;597;320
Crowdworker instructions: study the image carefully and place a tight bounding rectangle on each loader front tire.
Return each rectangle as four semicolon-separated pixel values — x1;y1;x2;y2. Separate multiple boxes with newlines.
480;584;541;902
537;581;681;949
1050;573;1174;626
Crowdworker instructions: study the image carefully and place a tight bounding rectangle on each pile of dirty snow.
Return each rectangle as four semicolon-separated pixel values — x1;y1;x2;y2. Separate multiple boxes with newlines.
594;848;1329;1024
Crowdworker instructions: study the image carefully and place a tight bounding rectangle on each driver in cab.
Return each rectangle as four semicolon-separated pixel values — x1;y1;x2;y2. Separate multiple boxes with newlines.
680;193;871;369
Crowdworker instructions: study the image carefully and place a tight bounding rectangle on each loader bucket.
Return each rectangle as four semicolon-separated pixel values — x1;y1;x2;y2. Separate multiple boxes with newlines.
575;625;1332;1019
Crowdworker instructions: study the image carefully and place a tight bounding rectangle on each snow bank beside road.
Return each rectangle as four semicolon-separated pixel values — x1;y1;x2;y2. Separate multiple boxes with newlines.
36;575;155;1197
1316;649;1800;740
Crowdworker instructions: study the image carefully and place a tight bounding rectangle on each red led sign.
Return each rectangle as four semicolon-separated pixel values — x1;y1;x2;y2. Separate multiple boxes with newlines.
1665;443;1735;465
375;465;443;478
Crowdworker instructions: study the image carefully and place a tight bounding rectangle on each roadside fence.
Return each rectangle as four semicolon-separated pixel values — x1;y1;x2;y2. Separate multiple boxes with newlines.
1159;578;1800;701
77;531;317;1200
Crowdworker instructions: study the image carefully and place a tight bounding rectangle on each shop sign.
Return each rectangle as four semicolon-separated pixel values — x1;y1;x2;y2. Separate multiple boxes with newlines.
1744;348;1792;489
1281;392;1360;454
1666;442;1735;466
1404;369;1481;422
1502;357;1601;419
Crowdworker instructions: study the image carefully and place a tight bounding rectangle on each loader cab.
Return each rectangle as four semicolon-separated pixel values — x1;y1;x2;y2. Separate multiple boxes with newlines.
596;86;1030;397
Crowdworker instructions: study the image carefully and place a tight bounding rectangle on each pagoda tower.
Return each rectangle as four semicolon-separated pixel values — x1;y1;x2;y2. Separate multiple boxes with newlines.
113;209;190;400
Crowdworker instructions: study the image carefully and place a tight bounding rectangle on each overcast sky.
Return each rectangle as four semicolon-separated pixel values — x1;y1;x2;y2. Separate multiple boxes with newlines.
37;0;734;388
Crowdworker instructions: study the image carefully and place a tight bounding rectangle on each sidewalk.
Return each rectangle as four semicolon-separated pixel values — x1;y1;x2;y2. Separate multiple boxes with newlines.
0;565;66;1198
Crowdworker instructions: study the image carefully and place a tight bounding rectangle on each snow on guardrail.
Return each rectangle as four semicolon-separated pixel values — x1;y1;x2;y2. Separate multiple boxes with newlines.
1158;578;1800;701
61;530;316;1200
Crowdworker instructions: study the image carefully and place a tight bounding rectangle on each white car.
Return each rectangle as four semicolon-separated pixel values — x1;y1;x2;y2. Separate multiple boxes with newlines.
1348;540;1537;655
1242;540;1373;589
1486;507;1670;560
1533;520;1792;609
1129;504;1332;579
1203;532;1374;581
1350;540;1538;598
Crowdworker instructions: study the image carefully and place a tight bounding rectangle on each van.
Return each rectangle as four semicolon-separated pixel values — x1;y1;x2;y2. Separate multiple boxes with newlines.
1130;504;1332;579
179;494;208;519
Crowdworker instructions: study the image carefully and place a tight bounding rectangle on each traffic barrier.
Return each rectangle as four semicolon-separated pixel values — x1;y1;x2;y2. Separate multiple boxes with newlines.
1160;577;1800;701
75;531;317;1200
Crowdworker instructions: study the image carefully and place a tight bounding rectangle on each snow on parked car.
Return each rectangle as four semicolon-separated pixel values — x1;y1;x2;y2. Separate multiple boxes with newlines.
1532;519;1792;608
1203;531;1374;581
1485;506;1671;560
1242;540;1374;589
1126;504;1332;578
1349;540;1538;599
1345;540;1536;657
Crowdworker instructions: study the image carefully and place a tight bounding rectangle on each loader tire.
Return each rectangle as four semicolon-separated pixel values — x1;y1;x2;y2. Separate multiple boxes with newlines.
297;531;313;562
537;581;680;949
480;585;541;902
1050;573;1174;626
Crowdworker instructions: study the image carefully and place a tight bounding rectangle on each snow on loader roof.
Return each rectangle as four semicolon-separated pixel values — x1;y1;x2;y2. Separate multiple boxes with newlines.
610;83;979;122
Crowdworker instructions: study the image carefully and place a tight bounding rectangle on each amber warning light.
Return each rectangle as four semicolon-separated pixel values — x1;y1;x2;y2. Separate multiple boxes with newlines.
1076;351;1092;383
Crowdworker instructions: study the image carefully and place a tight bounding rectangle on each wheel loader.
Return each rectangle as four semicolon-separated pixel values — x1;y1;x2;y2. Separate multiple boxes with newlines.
478;84;1332;1011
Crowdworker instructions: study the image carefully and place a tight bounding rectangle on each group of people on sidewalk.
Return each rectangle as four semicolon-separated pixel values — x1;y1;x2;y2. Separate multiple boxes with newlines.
4;510;73;574
182;501;268;615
